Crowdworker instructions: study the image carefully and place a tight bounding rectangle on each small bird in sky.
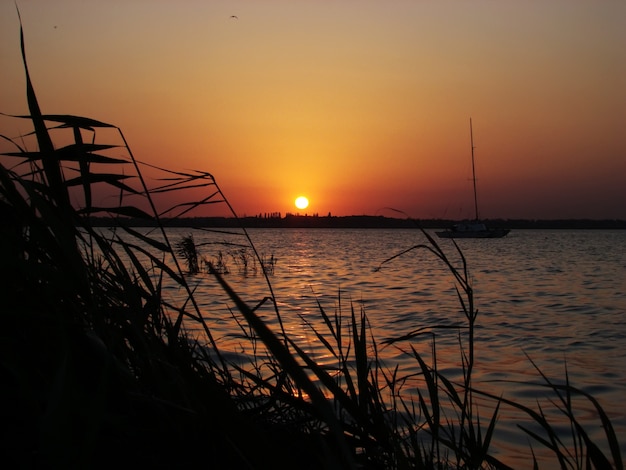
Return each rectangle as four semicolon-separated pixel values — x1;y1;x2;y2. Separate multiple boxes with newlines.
230;15;238;19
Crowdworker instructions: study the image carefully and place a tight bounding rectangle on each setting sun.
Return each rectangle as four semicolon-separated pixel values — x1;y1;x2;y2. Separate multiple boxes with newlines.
295;196;309;210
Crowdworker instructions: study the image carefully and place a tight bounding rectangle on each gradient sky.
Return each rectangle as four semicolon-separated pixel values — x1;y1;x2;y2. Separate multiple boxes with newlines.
2;1;625;219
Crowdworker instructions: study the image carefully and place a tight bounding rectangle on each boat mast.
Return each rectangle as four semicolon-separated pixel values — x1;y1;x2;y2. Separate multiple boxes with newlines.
470;118;479;221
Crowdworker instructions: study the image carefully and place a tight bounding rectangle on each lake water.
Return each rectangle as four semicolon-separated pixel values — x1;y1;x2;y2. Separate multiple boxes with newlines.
151;227;625;468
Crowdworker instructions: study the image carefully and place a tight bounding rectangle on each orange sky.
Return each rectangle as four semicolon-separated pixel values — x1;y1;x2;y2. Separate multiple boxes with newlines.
1;1;625;220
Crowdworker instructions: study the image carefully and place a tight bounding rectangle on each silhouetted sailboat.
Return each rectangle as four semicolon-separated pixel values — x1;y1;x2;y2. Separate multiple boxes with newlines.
436;119;510;239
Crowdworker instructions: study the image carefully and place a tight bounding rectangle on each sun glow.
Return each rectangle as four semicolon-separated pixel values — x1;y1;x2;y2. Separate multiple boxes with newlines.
295;196;309;210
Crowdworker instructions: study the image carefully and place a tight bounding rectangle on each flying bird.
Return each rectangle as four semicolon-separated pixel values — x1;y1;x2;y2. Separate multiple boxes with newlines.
230;15;238;19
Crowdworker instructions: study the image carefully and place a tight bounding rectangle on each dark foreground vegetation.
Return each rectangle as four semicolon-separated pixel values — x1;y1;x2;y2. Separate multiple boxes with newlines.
1;16;622;469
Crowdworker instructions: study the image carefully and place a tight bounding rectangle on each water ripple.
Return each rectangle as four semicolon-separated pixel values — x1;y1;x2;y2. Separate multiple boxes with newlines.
130;228;626;468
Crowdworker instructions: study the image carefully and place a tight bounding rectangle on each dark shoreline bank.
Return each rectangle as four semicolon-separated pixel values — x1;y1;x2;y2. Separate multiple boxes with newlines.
89;215;626;230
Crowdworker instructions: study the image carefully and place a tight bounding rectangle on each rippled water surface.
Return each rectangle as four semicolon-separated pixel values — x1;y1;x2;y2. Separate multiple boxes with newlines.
158;228;625;468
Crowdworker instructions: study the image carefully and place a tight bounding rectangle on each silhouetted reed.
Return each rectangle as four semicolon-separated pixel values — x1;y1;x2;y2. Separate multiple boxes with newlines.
176;233;200;274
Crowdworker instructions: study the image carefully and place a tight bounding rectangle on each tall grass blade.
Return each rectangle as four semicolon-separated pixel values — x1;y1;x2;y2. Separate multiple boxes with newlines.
298;313;338;359
480;400;501;460
208;264;356;469
2;112;116;129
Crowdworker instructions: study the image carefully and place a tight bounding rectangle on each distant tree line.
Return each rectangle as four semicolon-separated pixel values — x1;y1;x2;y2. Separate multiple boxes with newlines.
87;215;626;230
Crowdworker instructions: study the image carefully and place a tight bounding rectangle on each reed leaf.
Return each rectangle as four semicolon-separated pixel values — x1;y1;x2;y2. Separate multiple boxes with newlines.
40;114;116;129
297;313;338;359
6;147;126;169
411;346;441;454
117;226;169;251
72;126;93;210
208;264;356;469
64;172;135;188
79;205;154;220
287;336;366;424
314;291;339;342
116;241;183;288
2;112;115;129
382;324;464;346
437;373;464;409
351;303;370;414
479;400;501;462
17;8;68;209
524;353;623;469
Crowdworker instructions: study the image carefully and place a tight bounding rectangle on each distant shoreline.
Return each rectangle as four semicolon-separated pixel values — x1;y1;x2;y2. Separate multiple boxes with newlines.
88;215;626;230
